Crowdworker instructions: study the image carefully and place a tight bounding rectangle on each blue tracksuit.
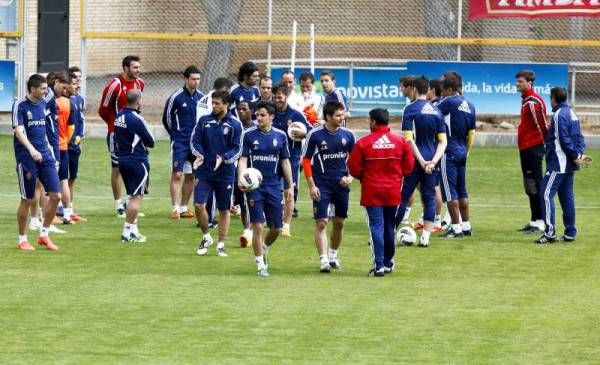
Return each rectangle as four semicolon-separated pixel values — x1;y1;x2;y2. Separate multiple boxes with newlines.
541;102;585;239
229;83;260;116
396;99;446;226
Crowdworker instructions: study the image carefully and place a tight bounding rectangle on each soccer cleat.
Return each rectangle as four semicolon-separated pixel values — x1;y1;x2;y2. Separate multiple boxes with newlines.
56;205;64;217
217;247;228;257
442;230;464;239
62;217;75;225
171;209;180;219
523;226;544;235
17;241;35;251
239;231;252;248
263;246;270;269
432;226;445;233
292;208;299;218
48;225;66;234
368;267;385;277
329;257;342;270
37;236;59;251
534;234;558;244
517;224;532;232
117;208;126;218
70;213;87;222
560;235;575;243
281;226;291;237
208;221;218;229
412;222;424;231
462;229;472;237
320;260;331;273
257;266;270;277
418;240;429;248
196;236;214;256
137;212;146;217
179;210;195;219
383;260;395;274
121;233;146;243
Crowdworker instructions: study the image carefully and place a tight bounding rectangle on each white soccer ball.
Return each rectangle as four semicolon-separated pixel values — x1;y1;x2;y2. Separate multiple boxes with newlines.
287;121;307;142
396;226;417;246
238;168;263;191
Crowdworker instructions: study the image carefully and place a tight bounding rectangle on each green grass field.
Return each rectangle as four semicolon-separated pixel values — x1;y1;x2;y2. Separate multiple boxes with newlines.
1;135;599;364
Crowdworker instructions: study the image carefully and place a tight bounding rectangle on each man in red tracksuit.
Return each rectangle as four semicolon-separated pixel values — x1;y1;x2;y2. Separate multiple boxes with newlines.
348;108;414;277
98;55;145;216
515;70;548;234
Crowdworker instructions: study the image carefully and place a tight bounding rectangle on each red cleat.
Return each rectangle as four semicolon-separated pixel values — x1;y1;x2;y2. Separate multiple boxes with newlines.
70;213;87;222
37;236;59;251
17;241;35;251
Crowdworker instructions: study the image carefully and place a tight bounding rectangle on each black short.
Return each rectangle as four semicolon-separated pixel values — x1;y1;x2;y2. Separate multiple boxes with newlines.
519;144;544;181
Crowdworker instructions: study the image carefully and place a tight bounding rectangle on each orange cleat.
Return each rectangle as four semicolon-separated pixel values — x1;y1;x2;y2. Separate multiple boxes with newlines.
17;241;35;251
179;210;195;219
70;213;87;222
37;236;59;251
171;209;180;219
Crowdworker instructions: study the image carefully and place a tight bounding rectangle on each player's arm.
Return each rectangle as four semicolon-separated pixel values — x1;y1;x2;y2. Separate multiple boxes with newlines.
281;158;294;203
301;130;320;200
190;118;205;167
557;112;581;162
98;79;119;124
12;105;42;162
340;132;356;186
221;121;243;164
133;115;156;149
529;101;548;138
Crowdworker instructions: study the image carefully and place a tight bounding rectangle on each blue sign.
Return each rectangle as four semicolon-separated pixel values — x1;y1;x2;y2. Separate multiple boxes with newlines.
0;0;17;33
0;60;15;111
407;61;569;115
271;66;408;115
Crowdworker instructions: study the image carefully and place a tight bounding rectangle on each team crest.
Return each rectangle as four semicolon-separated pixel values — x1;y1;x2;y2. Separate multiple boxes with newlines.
223;126;229;135
173;161;179;168
273;138;278;147
26;111;32;120
26;172;32;180
341;138;347;146
253;140;260;150
248;199;255;207
182;103;187;107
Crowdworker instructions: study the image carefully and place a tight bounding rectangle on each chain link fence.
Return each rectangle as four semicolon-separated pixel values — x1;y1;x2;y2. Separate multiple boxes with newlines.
81;0;600;130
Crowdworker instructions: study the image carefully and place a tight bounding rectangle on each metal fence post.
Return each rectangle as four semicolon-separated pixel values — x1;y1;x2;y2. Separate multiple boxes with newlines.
457;0;463;61
267;0;272;76
348;61;354;112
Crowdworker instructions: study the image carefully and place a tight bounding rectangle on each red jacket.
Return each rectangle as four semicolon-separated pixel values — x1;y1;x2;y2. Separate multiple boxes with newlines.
98;75;145;133
518;87;547;151
348;125;414;207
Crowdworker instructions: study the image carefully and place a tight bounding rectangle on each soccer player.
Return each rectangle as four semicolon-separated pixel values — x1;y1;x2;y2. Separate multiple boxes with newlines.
535;87;586;244
319;70;350;124
98;55;145;217
229;61;260;115
234;101;257;246
515;70;548;234
395;76;447;247
299;71;324;126
302;101;355;272
280;70;304;111
427;78;443;106
397;75;418;225
191;90;242;257
272;83;312;234
237;101;294;277
162;66;203;220
259;76;273;102
67;66;86;221
114;90;155;243
348;108;414;276
437;75;476;238
55;73;79;224
13;74;61;251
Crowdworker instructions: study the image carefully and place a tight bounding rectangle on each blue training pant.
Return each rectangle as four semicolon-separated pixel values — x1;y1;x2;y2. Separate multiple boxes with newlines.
540;171;577;238
366;206;397;270
395;164;439;227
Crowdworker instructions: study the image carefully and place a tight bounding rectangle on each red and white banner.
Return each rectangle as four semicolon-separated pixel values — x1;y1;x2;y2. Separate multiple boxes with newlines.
469;0;600;19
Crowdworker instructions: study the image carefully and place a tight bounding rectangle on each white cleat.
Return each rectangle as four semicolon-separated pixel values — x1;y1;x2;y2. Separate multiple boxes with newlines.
196;237;213;256
49;225;66;234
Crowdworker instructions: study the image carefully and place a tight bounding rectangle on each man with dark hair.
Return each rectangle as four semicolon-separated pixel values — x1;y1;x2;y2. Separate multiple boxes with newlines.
427;78;443;106
259;76;273;102
237;100;294;277
515;69;548;234
191;90;242;257
302;101;355;272
443;71;463;94
320;70;349;124
348;108;414;276
437;74;476;239
99;55;145;217
114;90;155;243
395;76;447;247
230;61;260;114
162;65;203;220
535;87;586;244
67;66;86;222
13;74;61;251
272;83;312;236
299;71;324;126
398;75;417;225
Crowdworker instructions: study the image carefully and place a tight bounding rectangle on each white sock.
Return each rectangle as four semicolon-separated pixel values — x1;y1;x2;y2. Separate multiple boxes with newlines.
64;207;73;220
40;226;49;237
418;214;424;225
255;255;265;267
123;223;132;237
217;241;225;249
282;223;290;230
402;207;412;221
243;228;252;236
115;199;122;210
179;205;188;213
461;221;471;231
328;248;338;259
132;223;139;235
534;220;545;229
19;234;27;243
421;230;431;244
30;217;40;226
434;215;442;227
452;224;461;233
263;244;270;254
203;232;212;241
172;205;179;212
320;254;328;263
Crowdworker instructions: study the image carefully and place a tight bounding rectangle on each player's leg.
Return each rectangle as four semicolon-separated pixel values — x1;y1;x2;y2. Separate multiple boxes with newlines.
329;186;349;269
457;159;471;236
419;171;438;247
108;133;124;216
365;206;385;276
292;161;300;218
519;145;545;233
194;179;214;255
537;171;560;243
263;190;283;248
395;169;419;228
16;162;36;250
37;160;61;250
434;184;444;231
119;160;149;243
557;172;577;241
440;154;462;238
313;185;331;272
248;191;269;276
382;206;397;273
29;179;42;231
179;166;195;218
401;192;416;225
169;168;183;219
214;182;234;256
67;147;84;221
282;160;299;236
235;186;252;247
58;150;74;224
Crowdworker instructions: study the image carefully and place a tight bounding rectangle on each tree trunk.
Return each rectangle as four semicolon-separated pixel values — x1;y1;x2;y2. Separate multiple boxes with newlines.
199;0;243;92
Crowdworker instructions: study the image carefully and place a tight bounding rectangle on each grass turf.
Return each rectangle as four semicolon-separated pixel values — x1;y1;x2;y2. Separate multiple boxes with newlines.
0;135;599;364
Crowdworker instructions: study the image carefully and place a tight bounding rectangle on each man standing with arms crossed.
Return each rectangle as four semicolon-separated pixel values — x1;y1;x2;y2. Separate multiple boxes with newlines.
99;55;145;217
348;109;414;277
515;70;548;234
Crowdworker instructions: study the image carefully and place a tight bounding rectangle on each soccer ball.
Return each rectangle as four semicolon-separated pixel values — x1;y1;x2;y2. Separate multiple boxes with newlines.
396;226;417;246
238;168;263;191
287;121;308;141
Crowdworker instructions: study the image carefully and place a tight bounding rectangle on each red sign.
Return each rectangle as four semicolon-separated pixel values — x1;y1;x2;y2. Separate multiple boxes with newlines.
469;0;600;19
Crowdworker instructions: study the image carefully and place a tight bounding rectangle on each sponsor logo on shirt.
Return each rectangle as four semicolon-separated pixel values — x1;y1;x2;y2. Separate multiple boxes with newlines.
27;119;46;127
323;152;347;160
421;103;438;115
372;135;395;149
458;101;471;114
252;155;278;162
